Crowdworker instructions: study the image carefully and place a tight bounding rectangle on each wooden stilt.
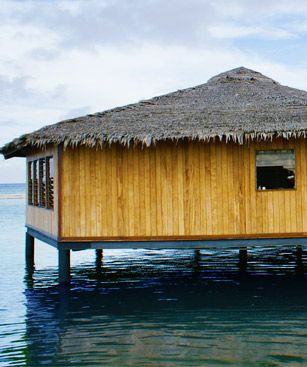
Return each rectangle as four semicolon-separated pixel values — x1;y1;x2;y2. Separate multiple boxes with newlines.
193;249;201;273
25;232;35;267
95;249;103;272
239;247;248;273
194;249;201;261
96;249;103;261
295;245;304;275
58;248;70;284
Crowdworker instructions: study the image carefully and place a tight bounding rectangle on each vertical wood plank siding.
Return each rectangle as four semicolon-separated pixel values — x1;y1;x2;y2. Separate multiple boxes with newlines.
60;138;307;239
26;146;59;237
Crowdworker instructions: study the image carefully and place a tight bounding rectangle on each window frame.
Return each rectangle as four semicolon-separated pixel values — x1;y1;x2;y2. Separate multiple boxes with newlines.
27;161;33;205
32;160;38;205
255;148;296;192
38;158;46;207
27;156;54;210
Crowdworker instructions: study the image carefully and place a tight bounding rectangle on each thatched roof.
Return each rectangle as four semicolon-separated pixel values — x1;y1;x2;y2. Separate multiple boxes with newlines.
2;66;307;158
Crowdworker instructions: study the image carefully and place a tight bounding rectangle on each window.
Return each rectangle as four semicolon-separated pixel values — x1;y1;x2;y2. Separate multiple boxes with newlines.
256;149;295;190
27;156;54;209
46;157;54;209
32;160;38;205
39;159;46;207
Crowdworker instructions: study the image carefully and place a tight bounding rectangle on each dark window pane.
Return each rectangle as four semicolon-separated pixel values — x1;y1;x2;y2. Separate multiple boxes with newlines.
256;150;295;190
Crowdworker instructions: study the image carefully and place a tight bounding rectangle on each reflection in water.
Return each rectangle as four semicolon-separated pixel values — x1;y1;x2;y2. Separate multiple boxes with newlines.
15;248;307;366
2;192;307;366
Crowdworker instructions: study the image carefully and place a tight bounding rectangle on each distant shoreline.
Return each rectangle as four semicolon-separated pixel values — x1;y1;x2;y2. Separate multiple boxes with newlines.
0;194;25;199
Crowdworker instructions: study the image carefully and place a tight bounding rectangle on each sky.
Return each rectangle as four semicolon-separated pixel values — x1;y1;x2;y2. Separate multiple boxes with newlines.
1;0;307;183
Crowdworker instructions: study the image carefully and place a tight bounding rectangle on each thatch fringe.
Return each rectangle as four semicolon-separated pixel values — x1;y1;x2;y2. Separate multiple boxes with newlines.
5;130;307;154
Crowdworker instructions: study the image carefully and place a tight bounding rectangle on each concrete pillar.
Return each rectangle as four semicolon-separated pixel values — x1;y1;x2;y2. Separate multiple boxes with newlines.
239;247;248;273
25;232;35;267
58;248;70;284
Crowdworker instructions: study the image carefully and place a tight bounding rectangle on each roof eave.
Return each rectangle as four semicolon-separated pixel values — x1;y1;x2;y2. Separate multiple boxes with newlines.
0;147;27;159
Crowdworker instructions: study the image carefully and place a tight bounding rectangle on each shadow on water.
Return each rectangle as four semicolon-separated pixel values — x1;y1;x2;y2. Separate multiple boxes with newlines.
4;247;307;366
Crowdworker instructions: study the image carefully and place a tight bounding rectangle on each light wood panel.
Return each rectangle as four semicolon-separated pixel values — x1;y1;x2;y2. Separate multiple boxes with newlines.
60;138;307;239
26;146;59;237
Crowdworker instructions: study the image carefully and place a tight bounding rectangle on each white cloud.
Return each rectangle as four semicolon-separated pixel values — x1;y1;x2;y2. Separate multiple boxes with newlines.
212;0;307;17
1;0;307;182
208;24;295;40
0;24;60;66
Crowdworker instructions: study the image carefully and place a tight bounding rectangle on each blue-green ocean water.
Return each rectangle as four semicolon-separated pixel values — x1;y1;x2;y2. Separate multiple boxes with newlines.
0;184;307;366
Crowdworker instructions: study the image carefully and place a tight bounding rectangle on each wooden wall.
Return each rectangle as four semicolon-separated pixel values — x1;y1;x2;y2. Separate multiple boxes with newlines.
26;146;59;237
60;138;307;240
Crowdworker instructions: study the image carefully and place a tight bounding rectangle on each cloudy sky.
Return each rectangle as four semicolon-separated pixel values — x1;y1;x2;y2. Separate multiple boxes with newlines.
1;0;307;182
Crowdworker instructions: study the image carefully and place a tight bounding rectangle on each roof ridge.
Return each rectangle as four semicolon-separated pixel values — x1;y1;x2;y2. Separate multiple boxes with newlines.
207;66;279;86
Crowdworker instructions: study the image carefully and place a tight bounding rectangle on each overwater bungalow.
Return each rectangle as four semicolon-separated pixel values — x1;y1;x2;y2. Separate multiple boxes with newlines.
1;66;307;282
